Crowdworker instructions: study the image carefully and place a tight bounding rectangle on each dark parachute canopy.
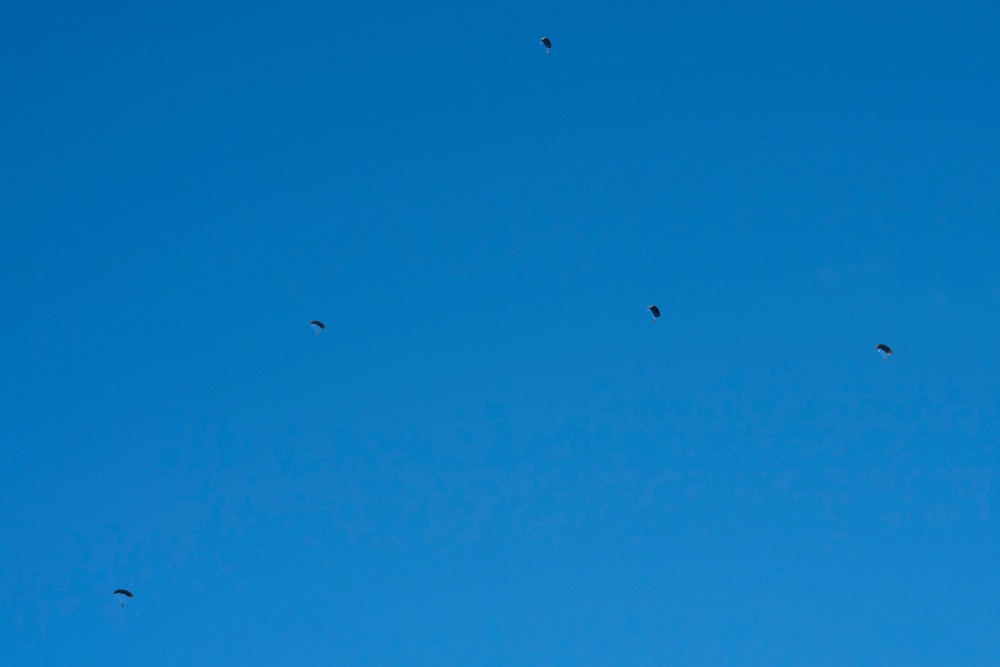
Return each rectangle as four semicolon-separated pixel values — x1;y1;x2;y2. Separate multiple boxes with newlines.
876;343;893;360
310;320;326;336
540;36;552;53
113;589;133;598
648;305;660;321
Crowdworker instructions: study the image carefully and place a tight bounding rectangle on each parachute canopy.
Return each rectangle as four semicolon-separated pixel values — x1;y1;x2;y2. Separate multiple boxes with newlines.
113;589;133;598
309;320;326;330
876;343;893;360
540;37;552;53
648;305;661;319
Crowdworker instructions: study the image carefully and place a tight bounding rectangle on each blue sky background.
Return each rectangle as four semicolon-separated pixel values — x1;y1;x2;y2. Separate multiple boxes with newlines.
2;0;999;664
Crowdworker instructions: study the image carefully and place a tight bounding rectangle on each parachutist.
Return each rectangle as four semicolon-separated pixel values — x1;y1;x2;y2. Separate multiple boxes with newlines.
114;589;133;607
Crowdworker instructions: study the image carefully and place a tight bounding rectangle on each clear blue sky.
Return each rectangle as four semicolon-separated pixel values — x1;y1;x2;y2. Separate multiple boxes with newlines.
2;0;999;664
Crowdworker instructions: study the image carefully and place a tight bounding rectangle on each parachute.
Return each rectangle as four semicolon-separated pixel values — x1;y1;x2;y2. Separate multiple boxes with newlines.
648;305;660;322
540;37;552;54
875;344;893;361
113;589;133;607
310;320;326;336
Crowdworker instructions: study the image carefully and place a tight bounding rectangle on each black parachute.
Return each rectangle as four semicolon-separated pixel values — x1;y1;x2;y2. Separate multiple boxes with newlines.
113;589;133;598
540;37;552;54
875;343;893;361
310;320;326;336
648;305;660;322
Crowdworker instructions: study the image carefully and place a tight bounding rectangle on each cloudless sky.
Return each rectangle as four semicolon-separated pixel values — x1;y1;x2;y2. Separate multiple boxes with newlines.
2;0;999;664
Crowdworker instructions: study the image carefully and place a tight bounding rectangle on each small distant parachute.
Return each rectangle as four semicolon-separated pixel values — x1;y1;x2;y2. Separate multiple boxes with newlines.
875;343;893;361
310;320;326;336
113;589;133;607
540;37;552;54
648;305;660;322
